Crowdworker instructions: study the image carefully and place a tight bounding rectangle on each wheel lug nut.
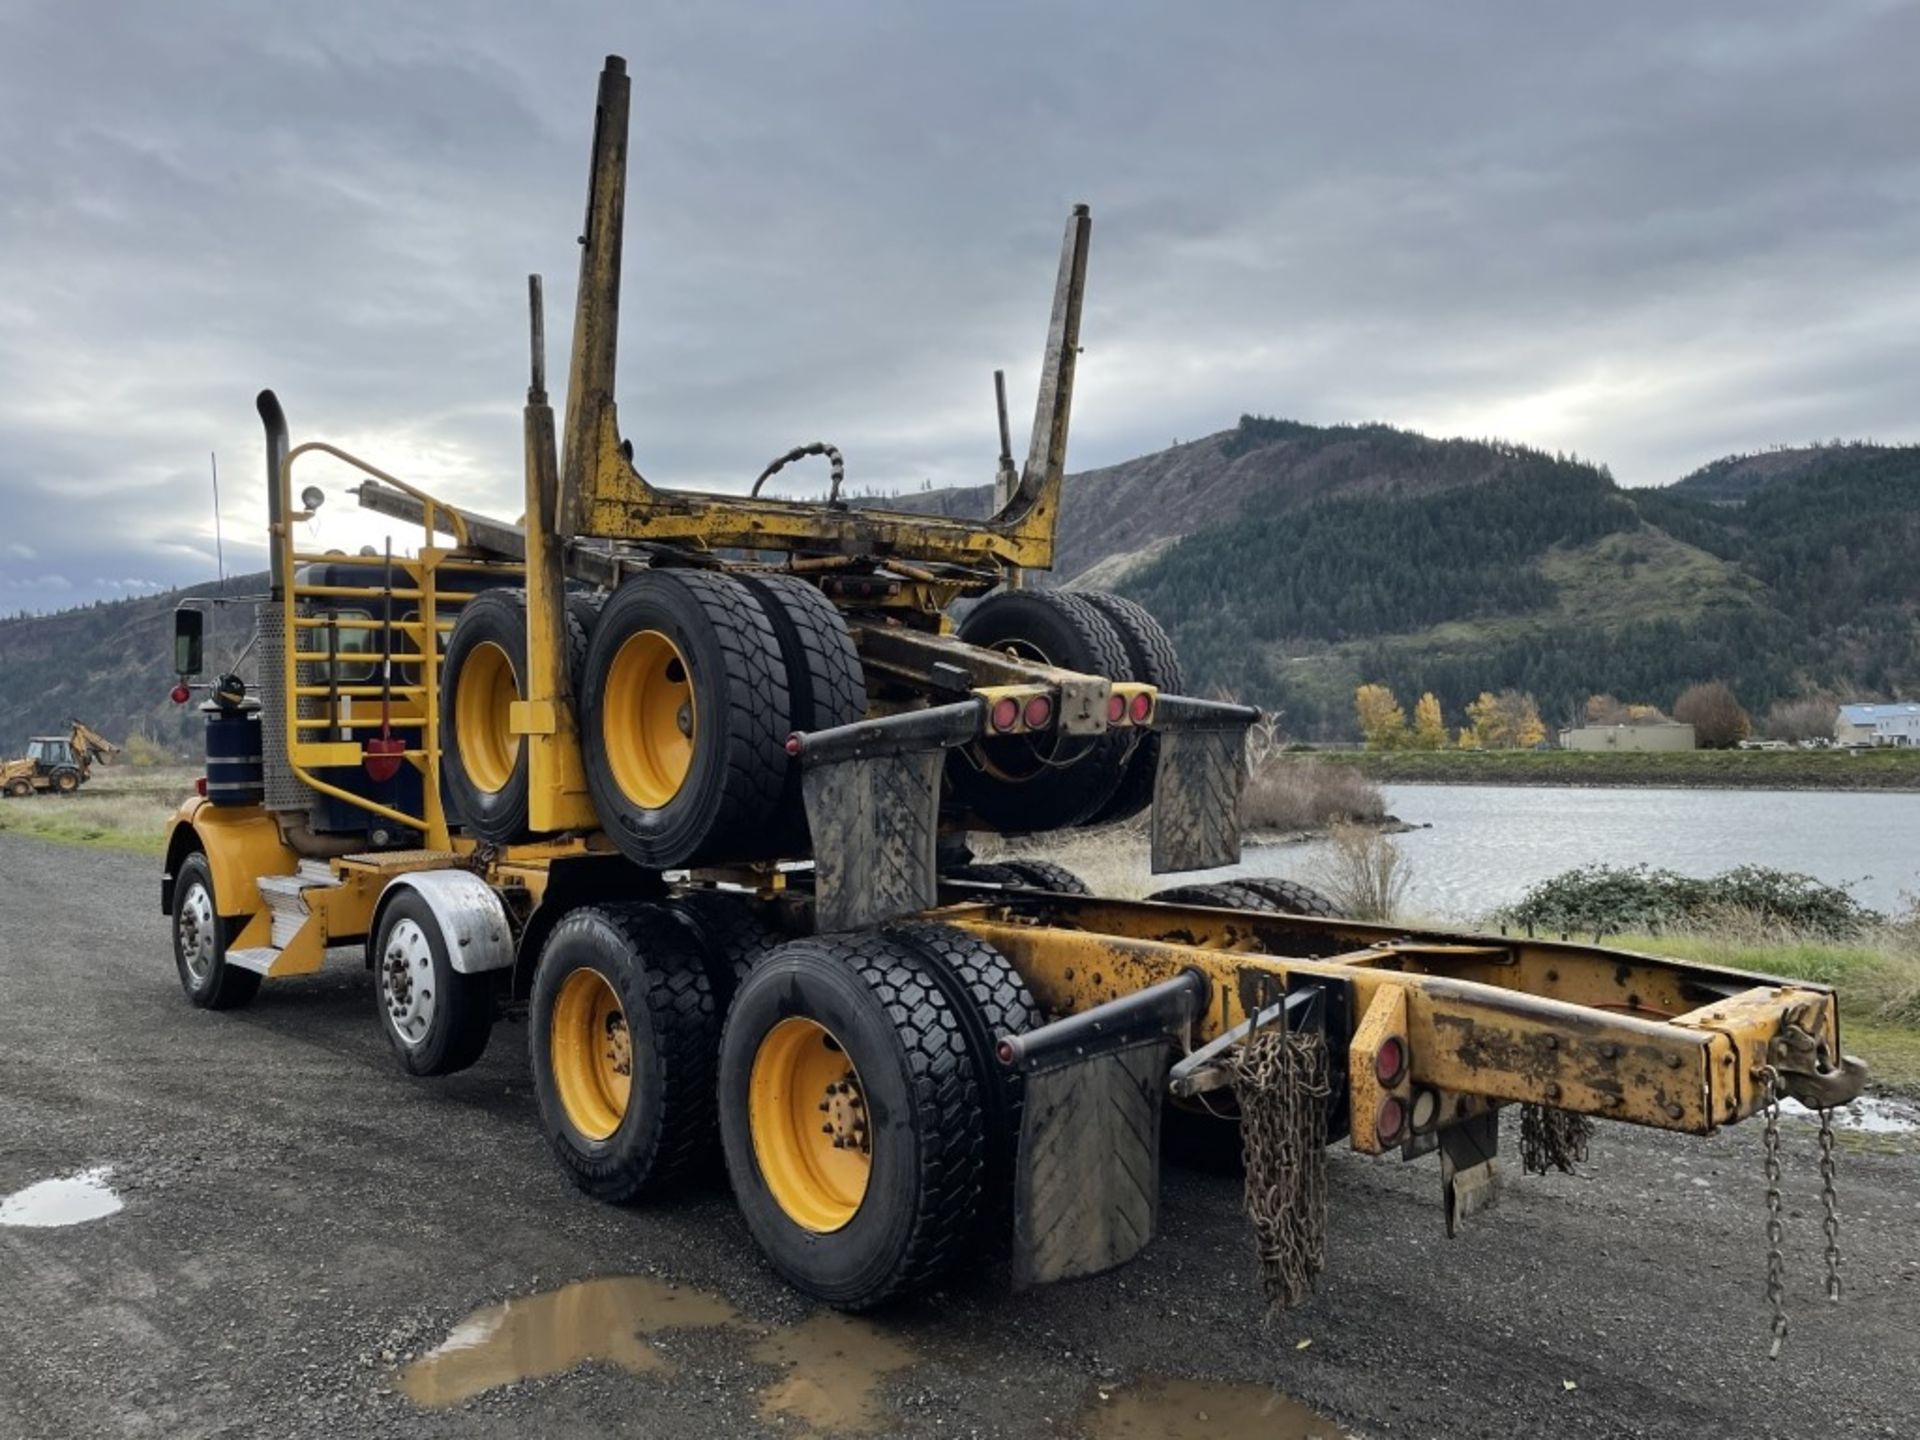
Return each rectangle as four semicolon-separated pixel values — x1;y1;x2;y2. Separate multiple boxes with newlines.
821;1123;834;1135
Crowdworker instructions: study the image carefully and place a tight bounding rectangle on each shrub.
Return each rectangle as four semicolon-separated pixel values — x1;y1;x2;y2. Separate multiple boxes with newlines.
1763;696;1839;743
1673;680;1751;748
1242;757;1386;833
1498;863;1873;939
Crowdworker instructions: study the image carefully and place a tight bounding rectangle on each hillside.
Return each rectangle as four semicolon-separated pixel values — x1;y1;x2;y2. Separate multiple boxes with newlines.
5;420;1918;752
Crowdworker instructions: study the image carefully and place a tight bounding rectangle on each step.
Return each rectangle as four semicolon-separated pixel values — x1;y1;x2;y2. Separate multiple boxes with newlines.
226;946;280;975
296;858;341;886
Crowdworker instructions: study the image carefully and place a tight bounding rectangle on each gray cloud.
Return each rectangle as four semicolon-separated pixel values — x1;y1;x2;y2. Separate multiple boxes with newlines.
2;0;1917;609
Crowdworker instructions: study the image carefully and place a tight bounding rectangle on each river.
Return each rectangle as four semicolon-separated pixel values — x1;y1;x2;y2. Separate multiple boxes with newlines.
1231;783;1920;920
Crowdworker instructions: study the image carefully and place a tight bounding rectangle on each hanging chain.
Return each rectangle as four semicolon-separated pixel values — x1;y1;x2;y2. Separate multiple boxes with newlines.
1520;1103;1594;1175
1759;1065;1789;1358
1231;1023;1330;1315
1818;1106;1841;1303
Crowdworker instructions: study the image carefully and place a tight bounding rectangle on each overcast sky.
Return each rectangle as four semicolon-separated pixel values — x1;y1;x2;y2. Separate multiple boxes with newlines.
3;1;1918;611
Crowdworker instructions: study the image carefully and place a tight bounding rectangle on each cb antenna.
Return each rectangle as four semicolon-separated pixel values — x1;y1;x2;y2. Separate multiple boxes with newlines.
210;450;227;596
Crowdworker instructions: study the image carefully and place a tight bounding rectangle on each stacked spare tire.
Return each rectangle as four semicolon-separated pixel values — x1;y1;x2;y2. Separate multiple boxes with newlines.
438;569;866;864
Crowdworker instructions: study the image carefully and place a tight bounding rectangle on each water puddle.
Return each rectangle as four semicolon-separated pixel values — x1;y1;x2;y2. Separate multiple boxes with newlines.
1081;1376;1349;1439
1780;1095;1918;1134
402;1275;914;1433
0;1167;122;1228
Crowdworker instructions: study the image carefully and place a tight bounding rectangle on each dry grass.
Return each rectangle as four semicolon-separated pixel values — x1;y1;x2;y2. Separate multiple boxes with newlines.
1241;756;1386;836
1307;823;1411;921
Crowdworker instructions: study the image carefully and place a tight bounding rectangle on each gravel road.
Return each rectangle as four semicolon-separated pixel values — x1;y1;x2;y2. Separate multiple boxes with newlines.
2;834;1916;1439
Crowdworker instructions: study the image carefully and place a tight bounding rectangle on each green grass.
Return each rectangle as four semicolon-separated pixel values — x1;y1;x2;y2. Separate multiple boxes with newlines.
1315;746;1920;790
0;765;190;854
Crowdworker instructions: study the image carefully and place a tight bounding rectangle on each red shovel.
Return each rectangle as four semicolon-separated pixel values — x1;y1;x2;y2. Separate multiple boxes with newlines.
365;538;406;783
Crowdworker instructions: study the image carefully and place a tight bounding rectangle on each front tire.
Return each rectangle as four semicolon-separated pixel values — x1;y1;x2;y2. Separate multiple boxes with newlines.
170;853;261;1011
718;935;985;1309
373;889;494;1077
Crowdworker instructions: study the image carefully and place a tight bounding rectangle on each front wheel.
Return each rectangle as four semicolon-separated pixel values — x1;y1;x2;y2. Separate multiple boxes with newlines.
717;934;985;1310
170;853;261;1010
373;889;494;1077
51;769;80;795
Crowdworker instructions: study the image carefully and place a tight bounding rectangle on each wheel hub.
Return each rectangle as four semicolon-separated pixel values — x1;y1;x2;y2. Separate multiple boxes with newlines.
178;883;216;984
382;918;437;1047
818;1071;870;1154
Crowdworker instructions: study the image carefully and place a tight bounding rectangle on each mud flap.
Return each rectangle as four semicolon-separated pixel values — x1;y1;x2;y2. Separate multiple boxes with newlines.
796;701;982;933
1440;1110;1501;1237
1149;695;1259;874
1012;1038;1170;1288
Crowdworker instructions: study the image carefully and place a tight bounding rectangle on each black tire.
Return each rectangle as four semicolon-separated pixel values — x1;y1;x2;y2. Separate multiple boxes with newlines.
169;853;262;1010
529;904;720;1202
51;768;80;795
942;860;1091;895
565;591;602;695
440;588;533;844
718;934;984;1309
661;887;790;1004
949;590;1133;831
581;571;792;869
3;778;30;798
736;573;867;853
1077;590;1183;826
1148;880;1286;912
884;922;1045;1247
372;889;494;1077
1226;876;1342;918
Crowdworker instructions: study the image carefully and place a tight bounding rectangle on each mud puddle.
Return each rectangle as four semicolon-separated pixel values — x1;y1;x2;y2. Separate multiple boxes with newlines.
402;1274;914;1432
0;1167;122;1228
1080;1376;1349;1439
1781;1095;1918;1134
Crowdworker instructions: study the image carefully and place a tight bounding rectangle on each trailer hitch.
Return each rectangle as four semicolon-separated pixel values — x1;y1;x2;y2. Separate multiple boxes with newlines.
1767;1021;1868;1111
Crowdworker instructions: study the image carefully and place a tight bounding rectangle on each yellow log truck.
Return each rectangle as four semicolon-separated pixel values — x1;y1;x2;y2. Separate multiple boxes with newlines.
161;57;1865;1328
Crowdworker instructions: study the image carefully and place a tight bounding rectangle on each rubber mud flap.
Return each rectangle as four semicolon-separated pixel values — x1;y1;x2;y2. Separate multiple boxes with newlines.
1150;702;1251;874
1012;1037;1170;1288
1441;1110;1501;1237
802;748;945;933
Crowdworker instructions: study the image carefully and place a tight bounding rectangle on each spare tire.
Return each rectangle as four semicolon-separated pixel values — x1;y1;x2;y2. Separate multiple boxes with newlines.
1076;590;1184;826
949;590;1131;832
440;589;599;844
736;572;867;854
581;570;792;869
440;589;534;843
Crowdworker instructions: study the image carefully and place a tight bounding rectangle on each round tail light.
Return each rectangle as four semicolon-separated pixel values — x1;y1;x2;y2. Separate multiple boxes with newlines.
1023;695;1053;730
1375;1035;1407;1088
1376;1094;1408;1145
990;696;1020;732
1129;691;1153;724
170;684;191;704
1108;692;1126;724
1410;1087;1441;1133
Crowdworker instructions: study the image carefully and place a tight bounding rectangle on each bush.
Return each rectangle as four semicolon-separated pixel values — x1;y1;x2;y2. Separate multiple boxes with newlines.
1242;757;1386;833
1498;863;1873;939
1310;825;1411;921
1763;696;1839;743
1673;680;1751;748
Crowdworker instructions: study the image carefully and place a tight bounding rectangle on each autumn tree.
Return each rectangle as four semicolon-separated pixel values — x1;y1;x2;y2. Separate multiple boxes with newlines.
1674;680;1751;748
1466;689;1548;749
1354;684;1409;750
1411;692;1448;750
1584;694;1669;727
1763;696;1839;743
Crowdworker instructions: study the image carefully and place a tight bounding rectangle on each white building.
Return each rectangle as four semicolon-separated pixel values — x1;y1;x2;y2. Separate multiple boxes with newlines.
1559;722;1696;752
1835;702;1920;747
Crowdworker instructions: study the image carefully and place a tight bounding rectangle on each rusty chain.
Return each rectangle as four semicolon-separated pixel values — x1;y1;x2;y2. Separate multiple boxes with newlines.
1819;1106;1841;1303
1519;1103;1594;1175
1230;1023;1330;1316
1759;1065;1789;1358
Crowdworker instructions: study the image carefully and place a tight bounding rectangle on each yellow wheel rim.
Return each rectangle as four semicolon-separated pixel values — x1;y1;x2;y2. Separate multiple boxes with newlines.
550;968;632;1142
602;630;696;808
749;1017;871;1233
453;640;520;793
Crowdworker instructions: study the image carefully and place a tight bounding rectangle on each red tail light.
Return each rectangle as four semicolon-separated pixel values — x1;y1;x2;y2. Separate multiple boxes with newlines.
195;776;208;797
990;696;1020;732
170;684;191;704
1376;1094;1407;1144
1023;695;1053;730
1129;692;1153;724
784;734;803;756
1375;1035;1407;1087
1108;693;1126;724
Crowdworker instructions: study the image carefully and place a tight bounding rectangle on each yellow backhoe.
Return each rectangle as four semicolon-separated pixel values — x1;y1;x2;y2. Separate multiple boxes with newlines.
158;57;1865;1336
2;718;120;797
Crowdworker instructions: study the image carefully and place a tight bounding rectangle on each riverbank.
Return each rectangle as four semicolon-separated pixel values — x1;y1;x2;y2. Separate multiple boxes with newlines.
1312;746;1920;790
